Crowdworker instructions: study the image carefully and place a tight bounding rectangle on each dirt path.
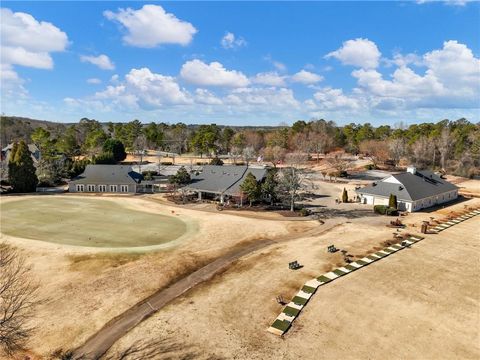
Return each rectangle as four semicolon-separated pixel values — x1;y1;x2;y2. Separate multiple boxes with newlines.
72;220;341;360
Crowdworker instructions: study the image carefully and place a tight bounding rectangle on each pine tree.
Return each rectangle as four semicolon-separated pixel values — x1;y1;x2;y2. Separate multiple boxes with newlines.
240;172;260;206
389;194;398;209
8;141;38;192
261;169;278;205
342;188;348;203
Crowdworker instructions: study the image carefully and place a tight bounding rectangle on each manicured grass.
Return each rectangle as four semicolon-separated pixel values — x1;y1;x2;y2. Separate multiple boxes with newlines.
355;260;368;265
271;319;291;332
283;306;300;317
1;197;188;248
344;264;357;271
292;296;308;306
382;248;394;254
301;285;316;294
317;275;332;283
375;252;387;258
332;269;346;276
367;255;378;261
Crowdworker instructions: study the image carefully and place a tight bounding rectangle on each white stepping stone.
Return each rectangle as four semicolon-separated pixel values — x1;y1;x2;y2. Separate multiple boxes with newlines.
324;272;338;280
369;253;381;259
287;302;303;310
297;290;312;299
267;327;284;336
278;312;295;322
337;266;351;273
361;257;374;263
349;262;363;268
305;279;322;288
378;250;390;255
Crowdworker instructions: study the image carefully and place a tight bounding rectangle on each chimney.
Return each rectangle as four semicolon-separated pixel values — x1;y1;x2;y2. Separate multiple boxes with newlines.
406;166;416;175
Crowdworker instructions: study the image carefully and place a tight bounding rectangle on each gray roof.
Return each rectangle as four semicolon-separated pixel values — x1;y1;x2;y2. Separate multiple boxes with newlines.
70;165;143;185
185;165;267;196
356;170;458;201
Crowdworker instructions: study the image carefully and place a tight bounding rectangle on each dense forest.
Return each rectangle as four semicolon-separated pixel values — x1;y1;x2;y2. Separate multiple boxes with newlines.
1;116;479;186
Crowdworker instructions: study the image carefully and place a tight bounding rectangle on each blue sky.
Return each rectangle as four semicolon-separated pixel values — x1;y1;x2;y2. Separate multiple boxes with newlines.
1;1;479;126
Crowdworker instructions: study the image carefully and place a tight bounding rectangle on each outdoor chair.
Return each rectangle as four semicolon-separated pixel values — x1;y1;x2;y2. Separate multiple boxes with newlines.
328;245;339;253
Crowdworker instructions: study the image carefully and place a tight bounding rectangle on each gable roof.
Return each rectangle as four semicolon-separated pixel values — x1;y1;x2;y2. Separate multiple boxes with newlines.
356;170;458;201
70;165;143;185
185;165;267;196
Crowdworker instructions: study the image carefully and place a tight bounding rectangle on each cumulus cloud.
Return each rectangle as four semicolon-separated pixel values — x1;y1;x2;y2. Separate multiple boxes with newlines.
87;78;102;84
351;40;479;109
251;72;286;87
325;38;381;69
308;87;362;111
417;0;473;6
104;4;197;47
291;70;324;84
195;89;223;105
221;32;247;49
1;8;68;71
226;87;299;108
80;54;115;70
180;59;250;87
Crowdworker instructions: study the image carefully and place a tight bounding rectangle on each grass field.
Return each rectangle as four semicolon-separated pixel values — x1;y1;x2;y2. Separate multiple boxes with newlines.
1;197;188;248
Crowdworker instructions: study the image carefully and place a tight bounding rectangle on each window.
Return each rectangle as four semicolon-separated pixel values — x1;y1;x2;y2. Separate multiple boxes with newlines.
76;184;84;192
98;185;107;192
120;185;129;193
87;184;96;192
109;185;117;192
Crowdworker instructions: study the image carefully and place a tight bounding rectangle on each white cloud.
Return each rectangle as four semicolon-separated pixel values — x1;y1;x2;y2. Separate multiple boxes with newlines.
227;87;299;108
221;32;247;49
350;40;479;109
87;78;102;84
310;87;363;111
251;72;286;87
0;64;27;98
325;38;381;69
180;59;249;87
195;89;223;105
417;0;473;6
291;70;324;84
1;8;68;70
104;4;197;47
80;54;115;70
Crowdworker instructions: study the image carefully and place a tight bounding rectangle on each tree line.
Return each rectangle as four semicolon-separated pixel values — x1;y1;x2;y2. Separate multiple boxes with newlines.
1;116;479;190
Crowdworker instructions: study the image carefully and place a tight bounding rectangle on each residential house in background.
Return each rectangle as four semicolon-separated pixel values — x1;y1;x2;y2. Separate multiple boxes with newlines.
356;166;459;212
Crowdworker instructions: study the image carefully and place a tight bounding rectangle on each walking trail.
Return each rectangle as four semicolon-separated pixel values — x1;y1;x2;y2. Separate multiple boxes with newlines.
73;218;342;359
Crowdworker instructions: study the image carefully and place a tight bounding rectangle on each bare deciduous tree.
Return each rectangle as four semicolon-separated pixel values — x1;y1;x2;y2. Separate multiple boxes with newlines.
388;138;406;168
359;140;389;168
438;127;454;171
277;153;308;211
0;243;40;356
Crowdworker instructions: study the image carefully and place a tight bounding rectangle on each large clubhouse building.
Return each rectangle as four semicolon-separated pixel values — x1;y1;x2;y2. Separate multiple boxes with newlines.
356;166;459;212
68;165;143;193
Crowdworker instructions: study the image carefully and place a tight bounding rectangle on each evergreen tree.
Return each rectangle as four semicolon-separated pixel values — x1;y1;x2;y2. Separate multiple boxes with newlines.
389;194;398;209
240;172;260;206
102;138;127;162
261;169;278;205
8;141;38;192
342;188;348;203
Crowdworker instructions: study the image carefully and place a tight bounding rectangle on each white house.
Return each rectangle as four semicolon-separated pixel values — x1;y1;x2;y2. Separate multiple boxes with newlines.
356;166;458;212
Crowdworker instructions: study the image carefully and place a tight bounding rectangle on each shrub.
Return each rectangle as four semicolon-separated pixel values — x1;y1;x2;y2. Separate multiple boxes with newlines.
386;207;399;216
342;188;348;203
374;205;388;215
160;161;173;165
388;194;398;209
209;157;224;165
298;208;311;217
365;164;375;170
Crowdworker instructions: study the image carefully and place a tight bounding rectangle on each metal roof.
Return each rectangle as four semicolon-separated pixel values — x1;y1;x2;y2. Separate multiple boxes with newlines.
69;165;143;185
185;165;267;196
356;170;458;201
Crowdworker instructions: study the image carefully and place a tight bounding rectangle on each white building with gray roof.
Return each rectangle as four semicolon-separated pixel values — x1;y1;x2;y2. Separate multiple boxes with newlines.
68;165;143;193
356;166;458;212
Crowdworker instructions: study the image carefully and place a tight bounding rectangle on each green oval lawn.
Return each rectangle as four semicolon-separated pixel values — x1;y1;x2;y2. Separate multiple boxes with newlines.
1;197;188;248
